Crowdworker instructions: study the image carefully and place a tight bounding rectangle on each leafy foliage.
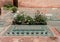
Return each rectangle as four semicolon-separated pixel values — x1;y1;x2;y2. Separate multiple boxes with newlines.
14;14;25;24
25;16;34;25
35;15;47;22
4;4;13;10
34;14;47;25
12;6;17;13
12;14;47;25
3;3;17;13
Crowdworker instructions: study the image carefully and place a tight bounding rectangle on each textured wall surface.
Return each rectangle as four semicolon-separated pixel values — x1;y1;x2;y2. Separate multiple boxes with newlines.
0;0;60;8
0;0;13;8
18;0;60;8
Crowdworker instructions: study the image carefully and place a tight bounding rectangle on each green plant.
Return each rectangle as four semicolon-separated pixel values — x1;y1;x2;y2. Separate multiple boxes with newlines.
12;6;17;13
25;16;34;25
12;14;47;25
14;14;25;24
34;14;47;25
4;3;13;10
3;3;17;12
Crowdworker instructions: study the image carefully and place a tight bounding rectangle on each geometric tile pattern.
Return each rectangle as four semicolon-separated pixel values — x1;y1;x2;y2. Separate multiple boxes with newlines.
3;25;54;36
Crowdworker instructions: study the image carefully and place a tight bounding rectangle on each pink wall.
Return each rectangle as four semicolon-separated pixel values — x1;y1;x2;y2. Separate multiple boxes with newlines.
0;0;13;8
0;0;60;8
18;0;60;8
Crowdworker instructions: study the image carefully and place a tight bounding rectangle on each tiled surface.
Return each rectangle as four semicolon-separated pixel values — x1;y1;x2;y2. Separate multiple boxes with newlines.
54;26;60;32
0;8;60;42
3;25;53;36
0;8;60;36
0;36;59;42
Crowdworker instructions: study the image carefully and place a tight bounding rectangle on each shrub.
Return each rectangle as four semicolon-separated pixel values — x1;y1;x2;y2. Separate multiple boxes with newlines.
3;4;17;13
12;6;17;13
12;14;47;25
4;3;13;10
25;16;34;25
34;14;47;25
13;14;25;25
